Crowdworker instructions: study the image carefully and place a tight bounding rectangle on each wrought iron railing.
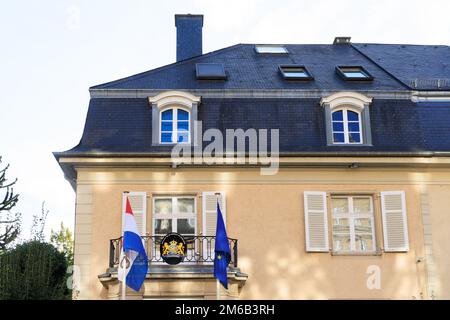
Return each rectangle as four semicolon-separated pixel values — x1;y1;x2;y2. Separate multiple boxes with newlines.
109;235;238;268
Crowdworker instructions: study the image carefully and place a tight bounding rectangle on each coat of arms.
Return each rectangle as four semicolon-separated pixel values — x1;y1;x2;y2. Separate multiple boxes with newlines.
160;233;186;265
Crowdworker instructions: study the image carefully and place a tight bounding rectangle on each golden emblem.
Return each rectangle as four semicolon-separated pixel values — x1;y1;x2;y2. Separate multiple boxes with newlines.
163;239;185;256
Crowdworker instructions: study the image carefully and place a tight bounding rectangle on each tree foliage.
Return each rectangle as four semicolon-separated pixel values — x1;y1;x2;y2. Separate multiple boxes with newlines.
50;222;74;265
0;241;71;299
0;157;21;252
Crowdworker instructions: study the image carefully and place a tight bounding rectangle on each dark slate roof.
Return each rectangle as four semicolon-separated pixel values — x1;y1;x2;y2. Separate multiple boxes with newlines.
353;43;450;90
90;44;410;91
65;97;450;154
57;42;450;157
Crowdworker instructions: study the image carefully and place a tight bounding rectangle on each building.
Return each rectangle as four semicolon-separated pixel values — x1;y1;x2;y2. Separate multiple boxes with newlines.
54;14;450;300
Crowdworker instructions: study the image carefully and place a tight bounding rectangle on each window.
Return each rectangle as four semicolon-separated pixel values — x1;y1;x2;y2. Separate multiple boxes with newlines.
336;66;373;81
320;92;373;146
279;65;313;80
153;197;196;236
196;63;227;80
331;195;375;253
255;45;288;54
149;90;201;146
331;108;362;144
160;108;190;144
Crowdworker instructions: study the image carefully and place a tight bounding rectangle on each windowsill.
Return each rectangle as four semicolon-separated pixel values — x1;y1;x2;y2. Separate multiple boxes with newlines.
327;143;373;147
331;250;382;256
155;142;192;146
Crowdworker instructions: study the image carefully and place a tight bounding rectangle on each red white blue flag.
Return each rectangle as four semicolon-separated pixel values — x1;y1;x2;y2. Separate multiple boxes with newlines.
117;197;148;291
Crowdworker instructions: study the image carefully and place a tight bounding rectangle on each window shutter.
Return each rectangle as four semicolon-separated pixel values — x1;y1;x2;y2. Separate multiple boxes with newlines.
122;192;147;236
381;191;409;252
202;192;226;236
304;192;329;252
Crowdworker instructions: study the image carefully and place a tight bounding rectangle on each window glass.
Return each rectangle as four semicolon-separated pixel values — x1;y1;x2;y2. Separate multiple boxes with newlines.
153;197;196;237
347;110;359;121
331;196;375;253
177;132;189;143
279;66;313;80
177;109;189;121
333;133;345;143
196;63;226;80
177;198;195;213
161;109;173;120
333;122;344;132
255;45;288;54
154;219;172;235
337;66;373;80
348;132;361;143
353;198;371;213
160;108;190;143
177;122;189;131
332;110;343;121
177;219;196;234
161;122;173;131
154;198;172;214
331;109;362;144
331;198;348;214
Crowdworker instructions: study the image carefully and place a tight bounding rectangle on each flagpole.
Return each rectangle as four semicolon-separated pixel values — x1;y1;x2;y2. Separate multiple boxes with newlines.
216;279;220;300
121;273;126;300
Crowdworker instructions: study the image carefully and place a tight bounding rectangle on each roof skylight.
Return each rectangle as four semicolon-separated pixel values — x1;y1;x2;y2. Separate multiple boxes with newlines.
336;66;373;81
279;65;314;80
255;45;288;54
195;63;227;80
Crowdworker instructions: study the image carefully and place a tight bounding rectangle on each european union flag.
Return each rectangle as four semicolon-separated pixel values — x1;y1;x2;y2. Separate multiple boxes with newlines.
214;200;231;289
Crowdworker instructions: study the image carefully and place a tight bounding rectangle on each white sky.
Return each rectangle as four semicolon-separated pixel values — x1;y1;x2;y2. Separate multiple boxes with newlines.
1;0;449;240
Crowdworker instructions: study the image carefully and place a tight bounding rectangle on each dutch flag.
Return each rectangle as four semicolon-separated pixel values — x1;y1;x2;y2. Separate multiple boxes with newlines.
117;197;148;292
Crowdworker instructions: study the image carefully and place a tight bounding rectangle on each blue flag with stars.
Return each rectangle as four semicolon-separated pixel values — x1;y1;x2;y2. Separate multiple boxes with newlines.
214;199;231;289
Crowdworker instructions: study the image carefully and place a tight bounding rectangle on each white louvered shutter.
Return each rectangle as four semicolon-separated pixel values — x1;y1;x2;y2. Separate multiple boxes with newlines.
304;192;329;252
202;192;226;262
381;191;409;252
122;192;147;236
202;192;226;236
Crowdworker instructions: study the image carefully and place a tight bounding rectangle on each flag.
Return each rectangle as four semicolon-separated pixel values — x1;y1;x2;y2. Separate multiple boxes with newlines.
117;197;148;291
214;199;231;289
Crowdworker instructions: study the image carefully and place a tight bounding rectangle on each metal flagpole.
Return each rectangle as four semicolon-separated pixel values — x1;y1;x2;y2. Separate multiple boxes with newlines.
216;279;220;300
121;271;126;301
120;253;127;300
215;192;221;300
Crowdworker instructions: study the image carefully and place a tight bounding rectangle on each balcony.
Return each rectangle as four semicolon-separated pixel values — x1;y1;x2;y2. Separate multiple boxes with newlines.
109;235;239;268
100;235;247;299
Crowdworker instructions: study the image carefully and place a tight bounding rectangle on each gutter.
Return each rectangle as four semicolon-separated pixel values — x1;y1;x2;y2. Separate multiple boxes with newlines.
54;151;448;159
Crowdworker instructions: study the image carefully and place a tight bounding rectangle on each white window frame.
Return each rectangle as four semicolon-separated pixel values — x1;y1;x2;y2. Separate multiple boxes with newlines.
331;107;363;144
152;196;197;236
331;195;376;253
159;107;191;144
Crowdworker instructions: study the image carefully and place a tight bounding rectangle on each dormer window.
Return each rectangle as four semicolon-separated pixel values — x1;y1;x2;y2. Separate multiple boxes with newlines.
279;65;314;80
336;66;373;81
320;92;373;146
149;91;201;145
255;45;288;54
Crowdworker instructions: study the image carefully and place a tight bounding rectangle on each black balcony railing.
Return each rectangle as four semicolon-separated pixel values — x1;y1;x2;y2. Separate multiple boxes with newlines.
109;235;238;268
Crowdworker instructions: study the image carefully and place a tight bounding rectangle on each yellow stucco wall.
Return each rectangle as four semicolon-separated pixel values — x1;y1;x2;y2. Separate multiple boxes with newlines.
71;166;450;299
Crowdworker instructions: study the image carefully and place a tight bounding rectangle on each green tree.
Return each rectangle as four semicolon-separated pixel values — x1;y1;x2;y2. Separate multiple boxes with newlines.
0;157;21;252
0;241;70;299
50;222;74;265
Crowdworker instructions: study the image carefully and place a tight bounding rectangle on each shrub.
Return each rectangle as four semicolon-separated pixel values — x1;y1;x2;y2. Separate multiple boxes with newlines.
0;241;70;299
